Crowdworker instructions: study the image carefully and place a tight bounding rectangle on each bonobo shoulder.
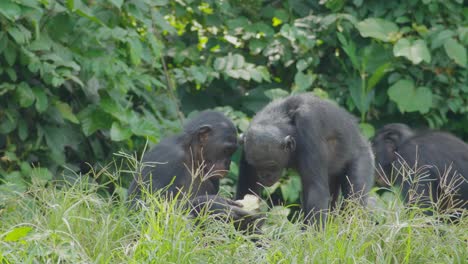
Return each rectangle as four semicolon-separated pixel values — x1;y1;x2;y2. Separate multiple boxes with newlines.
142;135;186;163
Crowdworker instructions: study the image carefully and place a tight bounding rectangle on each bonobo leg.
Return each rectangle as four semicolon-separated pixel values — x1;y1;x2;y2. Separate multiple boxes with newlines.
299;154;330;227
342;147;374;205
302;181;330;227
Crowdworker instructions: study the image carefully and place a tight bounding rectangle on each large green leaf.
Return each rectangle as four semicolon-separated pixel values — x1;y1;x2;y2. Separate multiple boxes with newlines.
78;106;113;136
0;0;21;21
388;79;432;113
359;122;375;139
7;25;31;44
16;82;35;108
110;122;132;141
393;38;431;64
109;0;123;9
294;71;314;92
280;174;302;203
367;62;392;90
0;109;18;134
356;18;398;42
444;38;467;68
55;101;79;124
264;88;289;100
32;87;48;113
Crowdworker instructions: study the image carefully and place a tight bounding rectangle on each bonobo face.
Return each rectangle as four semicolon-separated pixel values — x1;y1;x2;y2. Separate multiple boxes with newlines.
199;121;238;179
372;131;395;170
243;126;295;186
371;126;405;186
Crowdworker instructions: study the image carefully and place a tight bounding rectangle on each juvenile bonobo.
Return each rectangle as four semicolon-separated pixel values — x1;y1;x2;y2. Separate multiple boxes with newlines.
372;123;468;214
236;94;374;226
128;110;261;230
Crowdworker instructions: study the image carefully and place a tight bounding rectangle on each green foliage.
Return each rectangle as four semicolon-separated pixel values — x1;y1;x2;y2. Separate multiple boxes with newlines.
0;0;180;185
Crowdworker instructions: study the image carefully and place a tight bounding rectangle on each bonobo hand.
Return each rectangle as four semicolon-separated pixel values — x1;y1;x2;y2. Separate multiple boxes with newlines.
190;195;265;234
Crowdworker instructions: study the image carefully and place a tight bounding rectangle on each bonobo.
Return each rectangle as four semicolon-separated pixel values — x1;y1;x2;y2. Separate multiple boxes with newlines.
128;110;262;230
372;123;468;214
236;93;374;226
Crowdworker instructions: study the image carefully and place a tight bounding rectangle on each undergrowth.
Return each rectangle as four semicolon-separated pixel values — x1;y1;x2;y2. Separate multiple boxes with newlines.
0;162;467;263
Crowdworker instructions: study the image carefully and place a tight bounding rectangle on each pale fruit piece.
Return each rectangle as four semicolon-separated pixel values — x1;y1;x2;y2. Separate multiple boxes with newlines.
235;194;261;211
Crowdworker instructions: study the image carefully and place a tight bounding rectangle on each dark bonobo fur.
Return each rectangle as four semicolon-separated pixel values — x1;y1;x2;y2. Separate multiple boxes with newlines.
372;123;468;214
128;110;263;231
236;94;374;226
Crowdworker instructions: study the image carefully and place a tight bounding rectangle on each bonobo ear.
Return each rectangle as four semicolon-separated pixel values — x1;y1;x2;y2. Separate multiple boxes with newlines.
198;125;212;144
282;135;296;152
238;133;245;145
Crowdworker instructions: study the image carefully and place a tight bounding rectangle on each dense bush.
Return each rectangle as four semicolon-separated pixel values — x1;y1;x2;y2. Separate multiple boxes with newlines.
0;0;466;197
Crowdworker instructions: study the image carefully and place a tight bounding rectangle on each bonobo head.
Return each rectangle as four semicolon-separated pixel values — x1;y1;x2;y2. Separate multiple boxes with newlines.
240;124;296;186
372;123;414;186
184;111;238;179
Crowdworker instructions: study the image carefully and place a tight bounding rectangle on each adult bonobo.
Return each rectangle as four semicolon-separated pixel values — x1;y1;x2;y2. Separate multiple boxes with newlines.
372;123;468;214
236;93;374;226
128;110;261;230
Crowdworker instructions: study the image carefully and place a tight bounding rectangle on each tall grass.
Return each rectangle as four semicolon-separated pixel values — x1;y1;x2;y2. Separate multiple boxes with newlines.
0;158;467;263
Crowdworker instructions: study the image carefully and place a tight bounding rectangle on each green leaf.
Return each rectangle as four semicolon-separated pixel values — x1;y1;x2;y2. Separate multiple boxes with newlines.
110;122;132;141
55;101;79;124
18;119;28;141
109;0;123;9
359;123;375;139
431;30;454;49
257;66;271;82
3;226;33;242
0;109;18;134
232;54;245;69
31;167;53;186
32;87;48;113
294;71;314;92
393;38;431;64
4;42;17;66
367;62;392;90
188;65;208;83
66;0;74;10
78;106;113;136
7;25;31;44
213;57;226;71
280;174;302;203
130;117;159;137
127;38;143;66
249;39;266;55
0;0;21;21
6;68;17;81
296;58;313;72
151;10;176;34
356;18;399;42
388;79;432;114
16;82;35;108
264;88;289;100
20;162;32;176
444;38;467;68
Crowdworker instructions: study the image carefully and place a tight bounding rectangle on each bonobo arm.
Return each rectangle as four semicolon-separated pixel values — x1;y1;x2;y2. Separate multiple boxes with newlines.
295;109;330;226
236;152;262;199
190;194;264;233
